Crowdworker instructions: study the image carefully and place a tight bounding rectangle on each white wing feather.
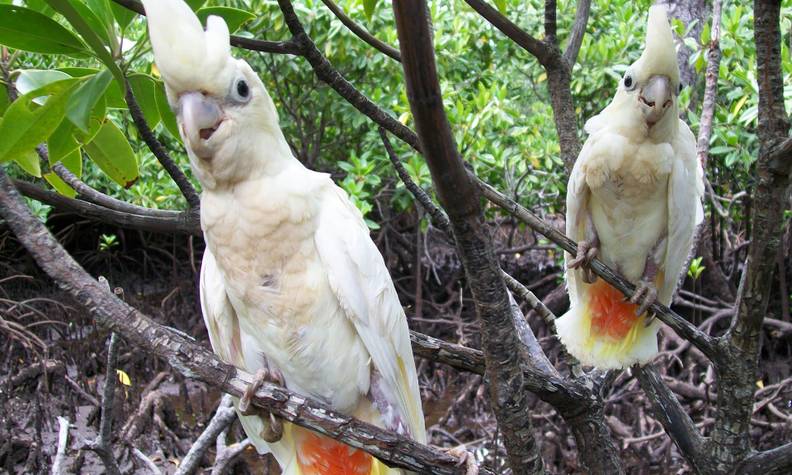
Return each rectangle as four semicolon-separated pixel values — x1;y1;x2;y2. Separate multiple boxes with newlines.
315;186;427;444
564;139;594;306
661;121;704;304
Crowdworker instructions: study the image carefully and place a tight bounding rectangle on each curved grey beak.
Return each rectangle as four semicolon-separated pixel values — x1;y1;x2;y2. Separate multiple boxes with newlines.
178;92;223;146
639;75;673;126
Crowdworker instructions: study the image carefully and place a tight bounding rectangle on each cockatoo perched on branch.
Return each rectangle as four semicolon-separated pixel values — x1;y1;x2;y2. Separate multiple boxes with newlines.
141;0;426;472
556;6;704;369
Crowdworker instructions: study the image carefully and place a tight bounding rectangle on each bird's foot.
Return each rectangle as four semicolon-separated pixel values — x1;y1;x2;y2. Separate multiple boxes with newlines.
445;446;479;475
239;368;285;443
568;238;599;284
630;279;658;324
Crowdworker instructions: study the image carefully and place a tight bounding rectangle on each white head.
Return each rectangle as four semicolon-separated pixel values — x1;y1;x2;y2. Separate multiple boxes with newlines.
142;0;287;189
593;6;682;140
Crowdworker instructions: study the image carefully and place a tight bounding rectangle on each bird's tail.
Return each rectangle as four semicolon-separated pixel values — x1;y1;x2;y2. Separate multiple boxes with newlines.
556;279;661;369
237;411;399;475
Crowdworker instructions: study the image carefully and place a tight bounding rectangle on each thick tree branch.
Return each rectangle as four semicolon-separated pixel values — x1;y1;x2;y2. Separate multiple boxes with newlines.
125;85;200;209
544;0;557;45
110;0;301;55
711;1;792;467
15;180;200;236
319;0;401;62
634;365;709;472
735;442;792;475
696;0;723;170
393;3;547;472
0;169;478;475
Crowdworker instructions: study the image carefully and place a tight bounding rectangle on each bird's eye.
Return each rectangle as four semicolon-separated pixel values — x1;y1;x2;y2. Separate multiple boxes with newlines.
230;78;251;103
678;83;684;95
623;74;634;89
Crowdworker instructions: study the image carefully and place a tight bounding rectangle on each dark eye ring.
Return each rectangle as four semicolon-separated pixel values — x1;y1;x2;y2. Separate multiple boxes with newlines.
236;79;249;98
624;75;633;88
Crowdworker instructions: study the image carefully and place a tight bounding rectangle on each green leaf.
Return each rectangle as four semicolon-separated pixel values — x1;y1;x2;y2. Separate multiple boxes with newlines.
110;1;134;30
83;120;139;187
494;0;507;14
0;83;8;116
48;120;81;163
186;0;207;10
66;69;112;132
196;7;255;33
0;5;86;55
66;0;113;49
15;70;72;102
43;171;77;198
59;67;126;108
128;73;160;128
155;80;180;139
362;0;377;20
60;149;82;177
15;149;41;177
46;0;125;85
0;79;79;166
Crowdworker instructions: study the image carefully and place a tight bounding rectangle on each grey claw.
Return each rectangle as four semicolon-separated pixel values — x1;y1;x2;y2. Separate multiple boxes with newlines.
644;312;657;327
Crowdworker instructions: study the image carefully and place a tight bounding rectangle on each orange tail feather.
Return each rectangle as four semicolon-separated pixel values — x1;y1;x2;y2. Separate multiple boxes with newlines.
588;279;641;341
297;431;373;475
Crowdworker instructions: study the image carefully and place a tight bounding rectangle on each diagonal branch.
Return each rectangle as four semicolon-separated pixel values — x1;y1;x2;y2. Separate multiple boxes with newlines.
735;442;792;475
393;2;546;472
634;365;709;472
0;168;480;475
562;0;592;65
125;85;201;209
319;0;401;62
462;0;559;68
14;180;200;235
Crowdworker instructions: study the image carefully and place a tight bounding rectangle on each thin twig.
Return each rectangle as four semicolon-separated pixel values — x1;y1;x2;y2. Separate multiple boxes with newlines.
51;416;70;475
86;330;122;475
175;394;237;475
125;84;200;209
319;0;401;61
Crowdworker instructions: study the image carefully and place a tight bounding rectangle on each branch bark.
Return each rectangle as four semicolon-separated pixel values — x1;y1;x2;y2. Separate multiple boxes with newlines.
392;2;545;473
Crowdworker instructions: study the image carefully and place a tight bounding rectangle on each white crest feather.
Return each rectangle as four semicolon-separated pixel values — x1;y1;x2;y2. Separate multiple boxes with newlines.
142;0;234;95
638;5;680;86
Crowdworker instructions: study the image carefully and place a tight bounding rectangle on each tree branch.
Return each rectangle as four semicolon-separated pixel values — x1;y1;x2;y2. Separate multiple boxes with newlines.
711;1;792;466
0;168;479;475
634;365;709;472
544;0;557;45
562;0;592;66
125;85;200;209
393;3;546;472
51;163;175;218
14;180;200;236
735;442;792;475
695;0;723;169
319;0;401;62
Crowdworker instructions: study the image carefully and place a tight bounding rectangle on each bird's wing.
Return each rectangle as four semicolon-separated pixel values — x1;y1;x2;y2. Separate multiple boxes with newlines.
199;248;244;367
314;184;426;444
662;121;704;304
564;138;594;307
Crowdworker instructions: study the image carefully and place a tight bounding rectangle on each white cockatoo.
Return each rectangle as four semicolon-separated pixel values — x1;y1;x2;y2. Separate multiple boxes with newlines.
556;5;704;369
141;0;426;473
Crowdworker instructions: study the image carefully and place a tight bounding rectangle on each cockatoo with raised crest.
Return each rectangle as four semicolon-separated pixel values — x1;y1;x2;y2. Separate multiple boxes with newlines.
556;5;704;369
141;0;426;472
